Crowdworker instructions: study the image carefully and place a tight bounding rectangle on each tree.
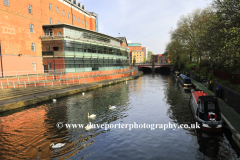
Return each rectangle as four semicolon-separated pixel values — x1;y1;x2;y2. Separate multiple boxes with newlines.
144;57;146;63
147;51;153;60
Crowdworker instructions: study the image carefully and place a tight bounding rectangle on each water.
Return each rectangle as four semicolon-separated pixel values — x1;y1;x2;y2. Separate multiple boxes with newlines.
0;73;239;160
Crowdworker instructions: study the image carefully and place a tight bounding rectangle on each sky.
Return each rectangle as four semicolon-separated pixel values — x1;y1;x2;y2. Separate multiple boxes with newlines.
80;0;212;55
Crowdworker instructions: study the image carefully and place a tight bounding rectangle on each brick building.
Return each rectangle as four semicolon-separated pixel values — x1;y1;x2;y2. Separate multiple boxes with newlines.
1;0;130;76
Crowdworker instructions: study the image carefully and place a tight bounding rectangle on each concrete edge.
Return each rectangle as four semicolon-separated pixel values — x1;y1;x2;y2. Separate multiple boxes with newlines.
221;114;240;149
0;71;143;113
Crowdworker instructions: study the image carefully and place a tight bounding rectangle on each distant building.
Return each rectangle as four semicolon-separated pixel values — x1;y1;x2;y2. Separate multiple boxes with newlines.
127;43;142;63
132;51;144;64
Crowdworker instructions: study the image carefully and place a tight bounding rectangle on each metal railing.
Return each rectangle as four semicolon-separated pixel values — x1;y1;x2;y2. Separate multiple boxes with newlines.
0;69;65;78
0;67;138;89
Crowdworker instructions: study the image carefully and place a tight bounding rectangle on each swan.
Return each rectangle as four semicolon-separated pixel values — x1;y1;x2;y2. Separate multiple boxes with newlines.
53;99;57;102
50;143;65;149
82;92;85;96
88;112;96;119
109;105;116;110
85;123;93;130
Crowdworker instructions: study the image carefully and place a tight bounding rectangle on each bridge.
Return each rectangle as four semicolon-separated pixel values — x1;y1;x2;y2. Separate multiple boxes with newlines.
135;63;172;69
132;63;172;71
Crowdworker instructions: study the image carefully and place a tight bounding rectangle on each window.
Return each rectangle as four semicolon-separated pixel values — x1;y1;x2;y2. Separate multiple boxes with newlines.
62;10;65;15
68;13;70;18
32;62;36;70
49;3;52;10
56;7;59;13
4;0;9;6
30;24;34;33
28;5;32;14
86;22;87;26
53;47;59;51
73;15;75;20
57;21;59;24
31;43;35;51
78;18;80;23
46;45;50;51
58;32;61;36
82;20;84;24
50;18;52;24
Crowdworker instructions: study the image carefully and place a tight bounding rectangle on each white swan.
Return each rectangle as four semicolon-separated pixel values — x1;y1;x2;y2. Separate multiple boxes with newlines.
50;143;66;149
109;105;116;110
53;99;57;102
82;92;85;96
85;123;93;130
88;112;96;119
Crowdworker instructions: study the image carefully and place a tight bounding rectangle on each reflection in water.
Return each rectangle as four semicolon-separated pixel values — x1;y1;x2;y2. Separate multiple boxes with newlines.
0;74;239;159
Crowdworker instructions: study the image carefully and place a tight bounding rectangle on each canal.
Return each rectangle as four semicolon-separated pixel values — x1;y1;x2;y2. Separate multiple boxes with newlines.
0;73;239;159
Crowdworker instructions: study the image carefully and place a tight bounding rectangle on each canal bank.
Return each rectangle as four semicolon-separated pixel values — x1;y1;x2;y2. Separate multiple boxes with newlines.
191;79;240;149
0;71;143;113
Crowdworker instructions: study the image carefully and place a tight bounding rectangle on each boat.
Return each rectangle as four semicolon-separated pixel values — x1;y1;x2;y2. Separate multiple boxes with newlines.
190;90;222;134
174;71;180;78
178;74;192;88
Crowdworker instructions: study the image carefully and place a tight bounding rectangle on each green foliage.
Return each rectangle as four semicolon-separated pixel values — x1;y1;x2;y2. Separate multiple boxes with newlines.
208;70;214;80
143;57;146;63
200;67;208;78
147;51;153;60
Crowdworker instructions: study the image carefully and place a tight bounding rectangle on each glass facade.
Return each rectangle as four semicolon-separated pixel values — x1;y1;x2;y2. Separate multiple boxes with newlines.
42;26;129;73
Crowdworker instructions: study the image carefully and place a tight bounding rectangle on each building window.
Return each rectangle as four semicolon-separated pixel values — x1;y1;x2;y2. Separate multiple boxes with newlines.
68;13;70;18
57;21;59;24
56;7;59;13
50;18;52;24
58;32;61;36
82;20;84;24
86;22;87;26
4;0;9;6
31;43;35;51
49;3;52;10
78;18;80;23
30;24;34;33
73;15;75;20
32;62;36;70
62;10;65;15
46;45;50;51
28;5;32;14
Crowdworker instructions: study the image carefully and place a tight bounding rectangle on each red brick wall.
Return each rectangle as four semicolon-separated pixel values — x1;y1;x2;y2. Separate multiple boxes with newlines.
0;0;96;74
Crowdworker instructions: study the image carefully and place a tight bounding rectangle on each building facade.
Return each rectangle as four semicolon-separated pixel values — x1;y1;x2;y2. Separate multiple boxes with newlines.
42;24;129;73
0;0;101;76
132;51;144;64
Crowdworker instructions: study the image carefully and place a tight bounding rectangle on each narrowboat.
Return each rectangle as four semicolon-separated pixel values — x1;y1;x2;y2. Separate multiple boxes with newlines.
190;90;222;134
174;71;180;78
178;74;192;88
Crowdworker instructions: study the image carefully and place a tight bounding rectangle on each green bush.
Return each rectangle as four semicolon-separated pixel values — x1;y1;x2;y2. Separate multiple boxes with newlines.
208;70;214;80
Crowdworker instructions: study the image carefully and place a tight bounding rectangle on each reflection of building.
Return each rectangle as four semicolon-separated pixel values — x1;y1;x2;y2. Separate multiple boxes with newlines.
131;51;144;63
42;24;129;73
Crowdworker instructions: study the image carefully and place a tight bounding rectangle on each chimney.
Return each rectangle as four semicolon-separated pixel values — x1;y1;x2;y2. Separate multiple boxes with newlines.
78;2;82;8
82;5;86;10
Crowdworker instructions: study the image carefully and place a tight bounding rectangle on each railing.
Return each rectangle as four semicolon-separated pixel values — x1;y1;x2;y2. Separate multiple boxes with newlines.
41;34;128;50
0;69;65;78
132;63;171;65
0;67;138;89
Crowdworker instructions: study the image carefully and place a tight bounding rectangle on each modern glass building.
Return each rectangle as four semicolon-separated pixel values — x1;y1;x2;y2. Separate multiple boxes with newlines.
41;24;129;73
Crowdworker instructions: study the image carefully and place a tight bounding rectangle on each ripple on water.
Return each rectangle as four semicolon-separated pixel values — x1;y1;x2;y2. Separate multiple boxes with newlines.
0;74;239;159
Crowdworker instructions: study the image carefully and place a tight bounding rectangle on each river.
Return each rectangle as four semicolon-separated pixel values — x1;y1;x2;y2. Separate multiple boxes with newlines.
0;73;239;160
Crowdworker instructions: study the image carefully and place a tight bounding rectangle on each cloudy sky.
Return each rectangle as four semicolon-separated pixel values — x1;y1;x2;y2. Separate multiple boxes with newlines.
80;0;212;54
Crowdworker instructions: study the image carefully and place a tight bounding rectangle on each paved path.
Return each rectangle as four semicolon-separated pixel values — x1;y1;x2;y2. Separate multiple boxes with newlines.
192;79;240;147
0;72;143;112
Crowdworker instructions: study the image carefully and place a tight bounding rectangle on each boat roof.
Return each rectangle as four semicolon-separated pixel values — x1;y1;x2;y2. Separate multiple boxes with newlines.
180;74;190;80
192;91;208;103
198;96;218;102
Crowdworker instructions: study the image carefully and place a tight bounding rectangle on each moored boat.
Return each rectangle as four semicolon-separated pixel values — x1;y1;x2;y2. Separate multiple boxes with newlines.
190;90;222;134
178;74;192;88
174;71;180;78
